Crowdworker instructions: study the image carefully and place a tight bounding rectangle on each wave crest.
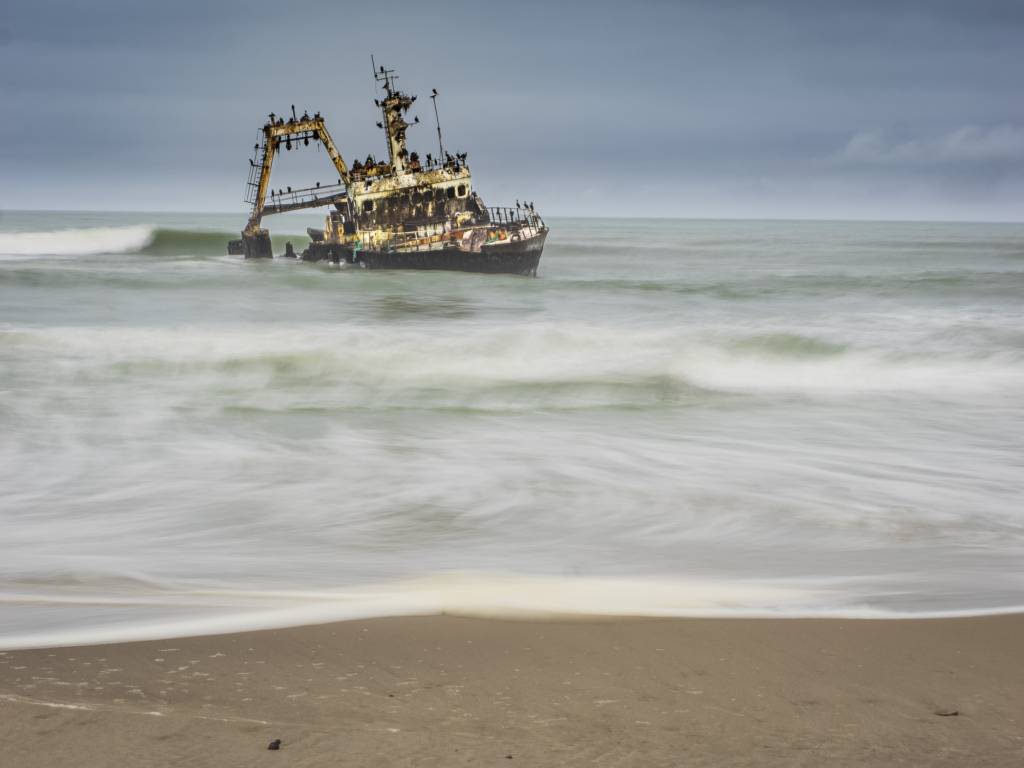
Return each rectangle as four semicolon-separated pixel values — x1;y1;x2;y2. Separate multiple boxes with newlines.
3;324;1021;406
0;226;155;257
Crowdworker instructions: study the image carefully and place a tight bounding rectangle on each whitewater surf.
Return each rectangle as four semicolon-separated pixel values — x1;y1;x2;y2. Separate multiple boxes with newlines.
1;210;1023;646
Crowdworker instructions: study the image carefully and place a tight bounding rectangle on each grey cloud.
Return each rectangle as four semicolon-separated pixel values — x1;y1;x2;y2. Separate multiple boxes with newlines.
1;0;1022;220
836;126;1024;169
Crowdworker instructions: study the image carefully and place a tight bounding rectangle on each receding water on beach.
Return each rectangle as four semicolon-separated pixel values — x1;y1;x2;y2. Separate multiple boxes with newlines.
1;212;1023;647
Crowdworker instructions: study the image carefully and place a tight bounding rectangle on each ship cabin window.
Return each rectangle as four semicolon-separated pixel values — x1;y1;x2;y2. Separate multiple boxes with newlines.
457;184;466;197
412;192;422;204
422;190;433;202
399;194;410;206
446;186;456;199
362;199;374;212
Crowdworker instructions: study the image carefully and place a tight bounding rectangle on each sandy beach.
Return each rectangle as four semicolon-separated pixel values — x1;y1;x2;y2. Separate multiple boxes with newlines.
1;614;1022;766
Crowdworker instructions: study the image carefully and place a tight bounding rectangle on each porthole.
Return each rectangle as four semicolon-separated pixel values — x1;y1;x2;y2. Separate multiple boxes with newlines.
457;184;466;197
362;199;374;212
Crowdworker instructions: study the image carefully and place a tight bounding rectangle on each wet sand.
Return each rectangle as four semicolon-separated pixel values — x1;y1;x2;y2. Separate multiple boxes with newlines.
1;614;1022;766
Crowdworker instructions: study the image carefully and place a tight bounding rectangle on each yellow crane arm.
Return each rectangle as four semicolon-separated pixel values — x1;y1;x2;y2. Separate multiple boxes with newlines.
245;116;351;234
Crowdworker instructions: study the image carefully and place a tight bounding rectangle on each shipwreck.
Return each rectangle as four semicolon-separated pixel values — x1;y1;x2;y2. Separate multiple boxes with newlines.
228;63;547;276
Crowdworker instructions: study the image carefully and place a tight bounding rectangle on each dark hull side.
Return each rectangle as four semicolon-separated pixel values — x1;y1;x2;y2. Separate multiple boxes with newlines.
349;230;547;276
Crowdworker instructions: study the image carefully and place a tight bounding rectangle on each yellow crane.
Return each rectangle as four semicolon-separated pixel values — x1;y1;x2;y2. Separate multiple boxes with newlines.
239;106;351;258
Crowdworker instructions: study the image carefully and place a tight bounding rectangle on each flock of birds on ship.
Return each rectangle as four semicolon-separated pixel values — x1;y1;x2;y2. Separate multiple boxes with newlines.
248;101;538;212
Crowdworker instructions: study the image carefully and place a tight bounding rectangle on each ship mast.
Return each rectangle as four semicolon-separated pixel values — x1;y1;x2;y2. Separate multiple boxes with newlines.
372;59;416;176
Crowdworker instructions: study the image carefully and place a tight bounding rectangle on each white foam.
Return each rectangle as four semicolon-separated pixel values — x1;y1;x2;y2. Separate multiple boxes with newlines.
5;323;1022;402
0;573;840;649
672;346;1024;397
5;572;1021;650
0;226;154;257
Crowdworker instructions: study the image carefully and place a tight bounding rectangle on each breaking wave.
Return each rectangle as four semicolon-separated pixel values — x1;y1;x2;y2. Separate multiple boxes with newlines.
0;226;309;258
139;229;239;257
2;324;1022;407
0;226;155;257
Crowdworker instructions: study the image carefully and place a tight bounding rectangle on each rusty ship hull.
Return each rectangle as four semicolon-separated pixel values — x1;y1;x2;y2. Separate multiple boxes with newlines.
305;228;545;276
357;231;546;275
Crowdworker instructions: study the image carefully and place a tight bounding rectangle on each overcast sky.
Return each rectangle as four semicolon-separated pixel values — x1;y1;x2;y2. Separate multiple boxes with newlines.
1;0;1022;220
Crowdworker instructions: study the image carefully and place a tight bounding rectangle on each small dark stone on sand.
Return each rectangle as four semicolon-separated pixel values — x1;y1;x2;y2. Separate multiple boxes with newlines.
268;739;282;750
935;710;959;716
390;694;394;697
506;756;513;759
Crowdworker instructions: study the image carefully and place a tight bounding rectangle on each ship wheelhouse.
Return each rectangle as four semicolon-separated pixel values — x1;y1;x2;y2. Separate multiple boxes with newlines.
343;68;488;239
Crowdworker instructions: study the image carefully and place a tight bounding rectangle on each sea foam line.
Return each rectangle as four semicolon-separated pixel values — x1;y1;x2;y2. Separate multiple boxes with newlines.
3;323;1022;400
4;572;1021;650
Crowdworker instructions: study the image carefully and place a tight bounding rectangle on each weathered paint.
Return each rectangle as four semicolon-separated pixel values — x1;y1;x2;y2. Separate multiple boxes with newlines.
236;67;548;275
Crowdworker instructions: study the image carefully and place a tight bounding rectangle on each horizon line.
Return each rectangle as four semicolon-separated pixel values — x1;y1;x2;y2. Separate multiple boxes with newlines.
2;209;1022;226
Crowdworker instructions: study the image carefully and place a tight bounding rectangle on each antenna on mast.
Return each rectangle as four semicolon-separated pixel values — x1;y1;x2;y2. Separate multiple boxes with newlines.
430;88;444;160
371;56;397;94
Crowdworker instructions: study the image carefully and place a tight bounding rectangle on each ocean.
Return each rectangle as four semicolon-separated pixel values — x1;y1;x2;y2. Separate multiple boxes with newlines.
1;211;1022;648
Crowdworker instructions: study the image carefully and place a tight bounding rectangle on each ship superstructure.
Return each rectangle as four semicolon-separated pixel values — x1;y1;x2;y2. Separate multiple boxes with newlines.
231;64;547;276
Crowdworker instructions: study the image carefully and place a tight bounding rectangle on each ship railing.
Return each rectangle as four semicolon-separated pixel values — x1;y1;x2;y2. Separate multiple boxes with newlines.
357;207;544;252
351;158;466;181
486;207;545;236
261;182;348;213
359;229;430;252
417;158;466;173
363;228;474;252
